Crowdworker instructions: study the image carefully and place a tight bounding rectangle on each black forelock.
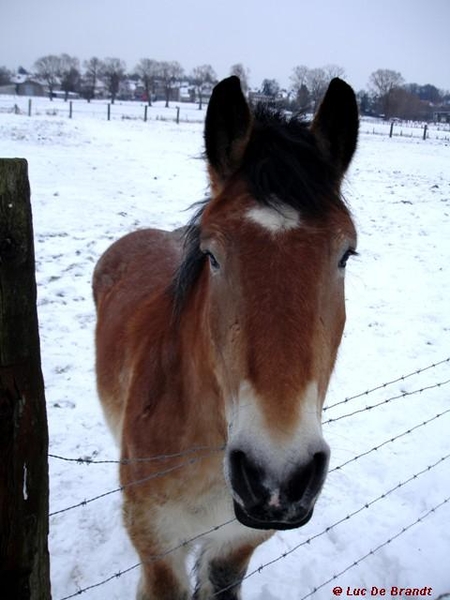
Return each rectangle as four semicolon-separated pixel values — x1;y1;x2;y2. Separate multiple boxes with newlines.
243;103;345;216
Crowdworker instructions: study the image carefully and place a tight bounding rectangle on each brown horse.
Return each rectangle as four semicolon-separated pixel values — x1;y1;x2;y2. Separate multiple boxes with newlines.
93;76;358;599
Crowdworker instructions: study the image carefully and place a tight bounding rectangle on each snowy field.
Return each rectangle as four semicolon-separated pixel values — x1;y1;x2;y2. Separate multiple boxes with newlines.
0;104;449;600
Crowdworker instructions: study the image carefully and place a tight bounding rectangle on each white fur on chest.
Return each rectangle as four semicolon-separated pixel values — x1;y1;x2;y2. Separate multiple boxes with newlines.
154;481;266;553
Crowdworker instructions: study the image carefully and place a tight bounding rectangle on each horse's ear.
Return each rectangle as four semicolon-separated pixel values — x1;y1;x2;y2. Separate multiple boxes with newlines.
311;78;359;177
204;76;252;193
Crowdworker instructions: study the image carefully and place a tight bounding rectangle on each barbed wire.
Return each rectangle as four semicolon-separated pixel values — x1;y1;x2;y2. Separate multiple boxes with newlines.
49;444;225;466
213;454;450;596
56;453;450;600
58;517;237;600
324;356;450;413
50;361;450;598
323;378;450;426
298;496;450;600
49;360;450;517
48;358;450;468
49;407;450;518
50;454;214;517
328;407;450;474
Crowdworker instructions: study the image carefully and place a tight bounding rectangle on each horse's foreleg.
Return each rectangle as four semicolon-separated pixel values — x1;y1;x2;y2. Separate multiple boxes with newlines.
193;542;258;600
136;556;190;600
123;497;190;600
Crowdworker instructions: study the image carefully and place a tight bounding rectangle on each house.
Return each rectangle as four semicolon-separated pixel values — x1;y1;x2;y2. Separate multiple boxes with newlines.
433;110;450;124
11;74;46;97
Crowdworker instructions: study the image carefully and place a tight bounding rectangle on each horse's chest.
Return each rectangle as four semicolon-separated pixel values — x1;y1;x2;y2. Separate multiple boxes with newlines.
155;480;235;546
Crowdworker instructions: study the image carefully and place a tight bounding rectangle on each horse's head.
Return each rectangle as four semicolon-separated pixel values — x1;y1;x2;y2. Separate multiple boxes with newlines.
176;76;358;530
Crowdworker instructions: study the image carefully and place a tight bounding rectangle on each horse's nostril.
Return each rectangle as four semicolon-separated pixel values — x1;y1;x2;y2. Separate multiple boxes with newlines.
285;451;329;504
229;450;266;509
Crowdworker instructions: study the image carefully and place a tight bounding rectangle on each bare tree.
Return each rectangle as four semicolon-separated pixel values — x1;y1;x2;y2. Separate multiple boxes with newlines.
290;64;346;111
158;61;184;108
135;59;159;106
369;69;404;119
260;78;280;100
191;64;217;109
60;54;80;101
83;56;102;101
306;67;328;109
33;54;61;100
290;65;311;109
290;65;308;92
230;63;250;95
101;57;126;104
0;66;12;85
324;64;346;81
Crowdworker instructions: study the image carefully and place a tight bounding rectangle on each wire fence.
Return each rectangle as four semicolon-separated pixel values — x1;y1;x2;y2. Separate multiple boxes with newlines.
49;356;450;599
0;94;205;124
1;95;450;141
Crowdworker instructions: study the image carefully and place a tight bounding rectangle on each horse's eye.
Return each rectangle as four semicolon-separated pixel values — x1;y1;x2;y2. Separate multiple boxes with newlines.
339;248;357;269
205;251;220;271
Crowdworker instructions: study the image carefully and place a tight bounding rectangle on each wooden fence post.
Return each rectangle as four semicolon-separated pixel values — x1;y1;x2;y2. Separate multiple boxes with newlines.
107;104;111;121
0;159;51;600
389;121;394;138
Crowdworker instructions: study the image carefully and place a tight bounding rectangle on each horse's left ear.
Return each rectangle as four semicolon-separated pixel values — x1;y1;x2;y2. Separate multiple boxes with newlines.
204;76;253;193
311;78;359;177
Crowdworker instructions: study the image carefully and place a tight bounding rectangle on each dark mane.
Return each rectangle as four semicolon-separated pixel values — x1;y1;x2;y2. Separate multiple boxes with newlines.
171;104;349;315
170;203;206;317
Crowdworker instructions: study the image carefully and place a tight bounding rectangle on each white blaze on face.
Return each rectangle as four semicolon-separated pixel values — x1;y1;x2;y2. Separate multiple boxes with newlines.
225;380;327;492
246;203;301;233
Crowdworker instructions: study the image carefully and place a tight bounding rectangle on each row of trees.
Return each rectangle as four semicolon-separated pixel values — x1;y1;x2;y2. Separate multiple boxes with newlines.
33;55;204;106
2;55;448;120
361;69;448;120
4;55;247;108
284;65;447;120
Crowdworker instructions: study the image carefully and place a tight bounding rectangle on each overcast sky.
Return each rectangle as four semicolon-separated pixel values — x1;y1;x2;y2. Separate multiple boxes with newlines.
2;0;449;92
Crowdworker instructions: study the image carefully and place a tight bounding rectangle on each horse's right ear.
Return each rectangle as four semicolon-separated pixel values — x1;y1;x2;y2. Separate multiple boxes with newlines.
204;76;253;194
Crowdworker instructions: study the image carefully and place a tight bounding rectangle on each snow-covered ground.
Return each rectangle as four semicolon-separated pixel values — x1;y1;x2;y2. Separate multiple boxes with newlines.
0;103;449;600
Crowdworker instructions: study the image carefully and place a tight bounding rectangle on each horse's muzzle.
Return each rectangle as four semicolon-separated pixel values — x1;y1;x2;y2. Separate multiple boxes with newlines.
229;449;329;530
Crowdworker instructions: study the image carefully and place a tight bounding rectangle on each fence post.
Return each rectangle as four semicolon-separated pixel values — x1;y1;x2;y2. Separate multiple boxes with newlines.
0;159;51;600
423;124;427;141
144;105;148;122
389;121;394;138
107;104;111;121
69;101;73;119
176;106;180;124
28;99;32;117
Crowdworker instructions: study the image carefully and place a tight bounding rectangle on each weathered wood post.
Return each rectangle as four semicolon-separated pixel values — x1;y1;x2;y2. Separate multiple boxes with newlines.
423;124;428;141
107;103;111;121
28;99;32;117
176;106;180;124
69;101;73;119
144;105;148;122
389;121;394;138
0;159;51;600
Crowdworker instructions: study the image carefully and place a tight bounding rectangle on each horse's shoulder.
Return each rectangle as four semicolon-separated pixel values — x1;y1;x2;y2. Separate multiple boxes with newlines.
93;227;185;306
